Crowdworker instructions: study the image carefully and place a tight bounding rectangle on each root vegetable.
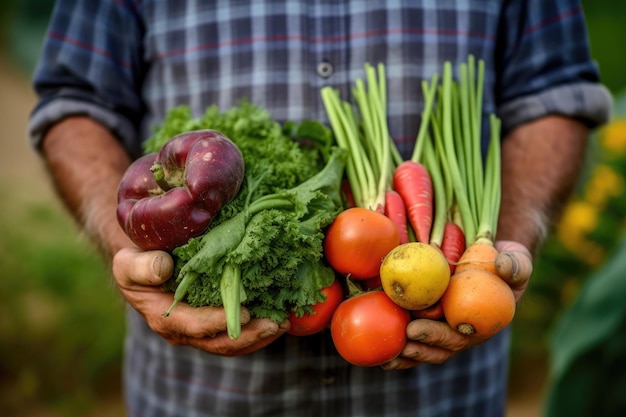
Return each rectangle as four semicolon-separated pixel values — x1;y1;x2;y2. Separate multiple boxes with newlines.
393;161;433;244
440;268;516;336
384;189;411;244
380;242;450;310
411;301;444;321
430;58;516;337
440;221;466;274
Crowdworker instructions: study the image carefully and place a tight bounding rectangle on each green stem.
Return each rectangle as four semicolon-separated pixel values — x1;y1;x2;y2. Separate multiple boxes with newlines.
390;141;404;167
367;63;392;210
476;114;502;242
321;87;376;208
248;195;294;216
459;63;479;229
423;133;446;247
151;161;186;192
163;270;198;317
469;57;485;231
342;100;378;208
220;263;246;340
350;63;391;211
164;212;248;316
430;108;456;232
151;161;172;192
451;82;466;193
440;62;475;245
426;82;454;215
322;65;390;211
346;276;368;296
353;81;375;172
411;75;439;163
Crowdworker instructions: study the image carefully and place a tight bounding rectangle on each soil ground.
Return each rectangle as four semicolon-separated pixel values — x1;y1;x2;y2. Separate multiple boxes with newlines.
0;53;546;417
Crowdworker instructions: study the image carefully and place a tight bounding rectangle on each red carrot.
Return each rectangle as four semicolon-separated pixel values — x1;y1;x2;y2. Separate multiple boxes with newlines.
341;179;356;209
440;221;466;273
411;301;444;321
393;160;433;244
384;190;411;244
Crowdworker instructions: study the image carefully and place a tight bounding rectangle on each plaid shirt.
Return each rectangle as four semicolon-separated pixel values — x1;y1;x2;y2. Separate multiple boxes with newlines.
30;1;610;416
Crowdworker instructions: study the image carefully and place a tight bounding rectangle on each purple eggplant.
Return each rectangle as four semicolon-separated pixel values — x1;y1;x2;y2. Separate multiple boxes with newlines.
117;130;245;251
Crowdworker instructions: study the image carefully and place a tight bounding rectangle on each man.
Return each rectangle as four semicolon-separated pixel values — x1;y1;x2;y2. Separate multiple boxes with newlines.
29;1;611;415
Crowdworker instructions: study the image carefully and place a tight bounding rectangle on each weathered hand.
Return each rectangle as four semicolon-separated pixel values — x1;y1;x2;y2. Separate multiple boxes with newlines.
381;241;533;370
112;247;289;356
494;240;534;302
381;319;483;370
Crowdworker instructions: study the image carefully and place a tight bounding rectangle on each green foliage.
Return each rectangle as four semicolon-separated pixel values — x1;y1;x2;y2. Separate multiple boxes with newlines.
583;0;626;94
0;193;125;416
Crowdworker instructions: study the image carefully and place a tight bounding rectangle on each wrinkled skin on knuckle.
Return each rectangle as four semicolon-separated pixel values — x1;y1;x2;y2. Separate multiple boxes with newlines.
163;334;190;347
405;342;455;365
204;338;240;356
181;320;220;339
146;316;176;340
428;350;454;365
404;320;476;364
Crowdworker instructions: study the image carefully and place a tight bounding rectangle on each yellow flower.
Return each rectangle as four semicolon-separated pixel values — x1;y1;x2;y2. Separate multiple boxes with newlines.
557;200;598;252
600;118;626;154
584;164;625;208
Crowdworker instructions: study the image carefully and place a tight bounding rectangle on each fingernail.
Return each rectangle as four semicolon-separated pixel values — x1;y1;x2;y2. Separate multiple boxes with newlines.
414;332;428;341
152;255;166;277
408;350;421;359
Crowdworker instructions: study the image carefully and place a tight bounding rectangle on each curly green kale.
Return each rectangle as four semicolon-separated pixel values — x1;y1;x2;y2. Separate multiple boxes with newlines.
149;101;345;331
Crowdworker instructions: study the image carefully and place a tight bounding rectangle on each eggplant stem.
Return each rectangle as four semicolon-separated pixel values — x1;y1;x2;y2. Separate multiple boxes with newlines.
151;161;172;192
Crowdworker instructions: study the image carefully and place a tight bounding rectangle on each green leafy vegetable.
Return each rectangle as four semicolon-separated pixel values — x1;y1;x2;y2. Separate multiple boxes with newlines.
144;101;346;334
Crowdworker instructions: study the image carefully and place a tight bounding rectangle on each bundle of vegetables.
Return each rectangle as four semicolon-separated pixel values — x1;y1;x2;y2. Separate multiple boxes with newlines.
320;56;515;368
117;101;348;339
378;56;515;337
320;65;411;366
430;59;516;337
321;64;401;281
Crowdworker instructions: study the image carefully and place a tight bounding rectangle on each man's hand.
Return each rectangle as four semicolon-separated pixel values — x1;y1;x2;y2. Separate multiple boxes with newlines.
113;247;289;356
381;241;533;370
41;117;289;356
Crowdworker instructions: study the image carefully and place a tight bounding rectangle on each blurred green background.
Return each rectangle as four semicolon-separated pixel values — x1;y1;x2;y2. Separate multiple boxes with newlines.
0;1;624;416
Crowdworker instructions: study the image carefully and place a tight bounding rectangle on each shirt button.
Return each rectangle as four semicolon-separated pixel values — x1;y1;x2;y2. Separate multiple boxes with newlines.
317;61;334;78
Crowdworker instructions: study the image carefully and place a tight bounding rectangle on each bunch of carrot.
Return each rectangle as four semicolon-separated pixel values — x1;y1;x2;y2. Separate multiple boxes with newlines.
322;56;516;338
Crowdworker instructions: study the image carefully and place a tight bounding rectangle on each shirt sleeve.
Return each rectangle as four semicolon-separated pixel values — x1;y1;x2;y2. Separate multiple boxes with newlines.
28;0;146;157
495;0;612;134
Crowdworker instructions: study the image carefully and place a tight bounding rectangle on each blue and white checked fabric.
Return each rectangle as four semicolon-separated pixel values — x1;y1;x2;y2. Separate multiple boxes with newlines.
29;1;611;416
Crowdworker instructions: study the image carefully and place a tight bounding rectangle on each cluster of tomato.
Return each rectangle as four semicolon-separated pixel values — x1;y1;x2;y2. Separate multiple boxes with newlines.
287;207;416;367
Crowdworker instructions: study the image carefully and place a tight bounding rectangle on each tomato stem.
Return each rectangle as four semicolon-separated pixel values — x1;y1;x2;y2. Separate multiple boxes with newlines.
346;276;366;298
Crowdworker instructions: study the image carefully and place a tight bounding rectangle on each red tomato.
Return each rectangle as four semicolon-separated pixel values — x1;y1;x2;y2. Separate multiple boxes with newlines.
324;207;399;280
287;279;344;336
330;290;410;367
